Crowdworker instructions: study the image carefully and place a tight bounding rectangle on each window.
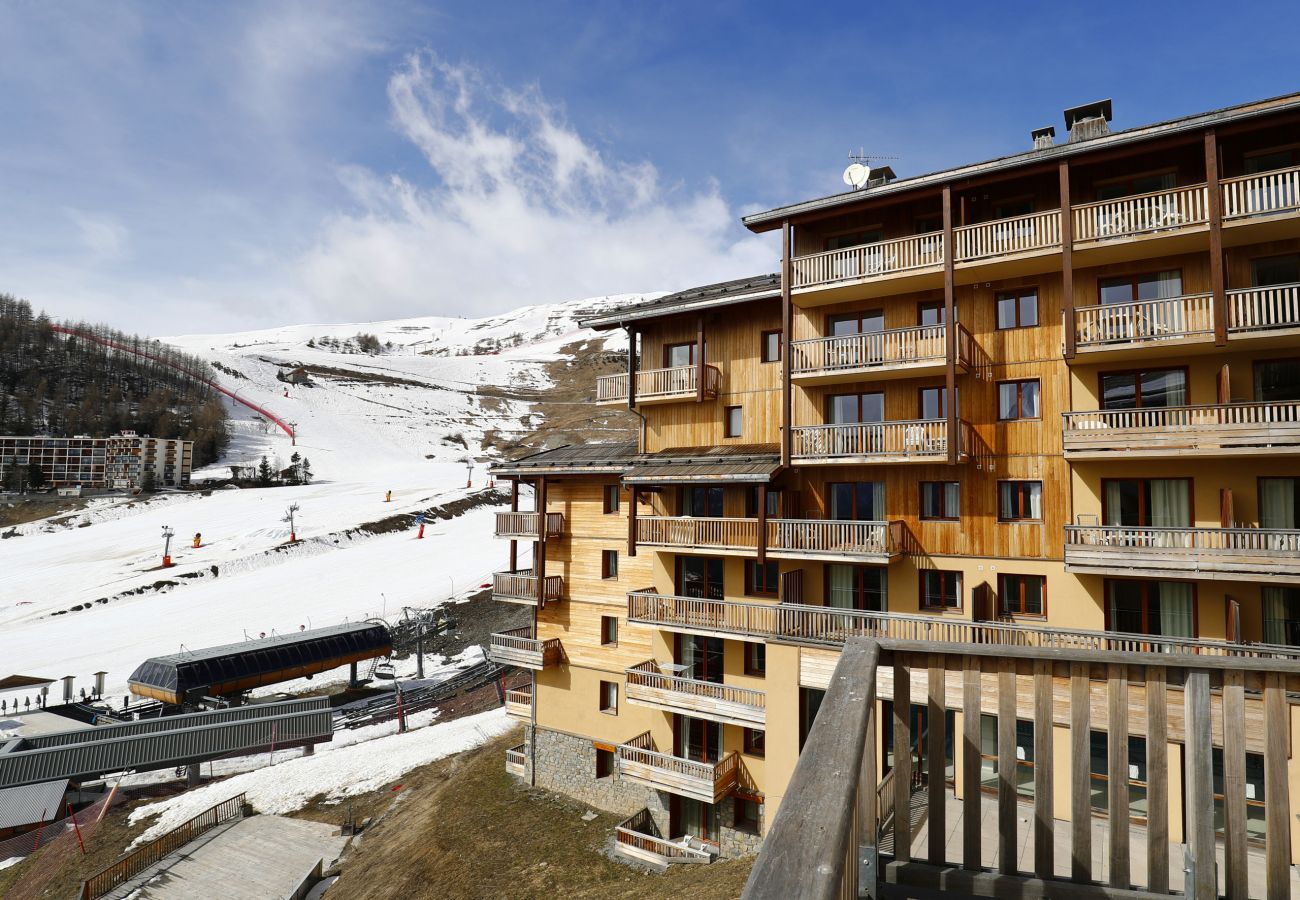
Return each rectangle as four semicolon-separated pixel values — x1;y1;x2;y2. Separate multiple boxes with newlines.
920;570;962;609
744;642;766;676
742;730;765;759
1245;146;1300;175
998;574;1046;617
996;289;1038;329
745;560;779;597
745;486;782;518
918;386;954;419
979;715;1036;796
599;680;618;714
1263;587;1300;646
681;486;724;517
677;636;724;684
601;549;618;580
1254;358;1300;402
1211;748;1267;841
596;748;615;779
724;405;743;438
799;688;825;750
1251;253;1300;287
1105;580;1194;638
1101;368;1187;409
760;330;782;363
1098;270;1183;331
920;482;960;520
827;309;884;336
826;564;887;612
829;482;884;521
1089;732;1149;820
602;484;620;514
827;391;884;424
664;341;701;368
825;228;882;251
993;197;1035;219
998;379;1041;420
600;615;618;646
1260;477;1300;529
675;714;723;763
917;300;945;326
677;556;724;599
1103;478;1191;527
735;797;761;832
1095;170;1175;201
998;481;1042;521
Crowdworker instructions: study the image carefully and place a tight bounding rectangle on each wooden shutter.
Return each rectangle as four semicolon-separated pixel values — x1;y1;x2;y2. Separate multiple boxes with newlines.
1226;596;1242;643
780;568;804;605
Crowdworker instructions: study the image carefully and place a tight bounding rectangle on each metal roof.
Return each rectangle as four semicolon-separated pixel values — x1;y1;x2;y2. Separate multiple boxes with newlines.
742;90;1300;231
491;442;640;477
579;274;781;329
0;778;67;829
490;442;782;483
0;675;55;695
141;622;386;666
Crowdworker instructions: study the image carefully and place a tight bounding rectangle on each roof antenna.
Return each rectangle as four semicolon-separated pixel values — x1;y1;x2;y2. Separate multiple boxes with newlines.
843;149;901;191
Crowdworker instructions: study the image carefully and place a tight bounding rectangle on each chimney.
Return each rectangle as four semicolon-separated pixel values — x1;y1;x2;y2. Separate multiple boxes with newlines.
62;675;75;705
1063;99;1113;143
94;671;107;698
867;165;897;187
1031;126;1056;150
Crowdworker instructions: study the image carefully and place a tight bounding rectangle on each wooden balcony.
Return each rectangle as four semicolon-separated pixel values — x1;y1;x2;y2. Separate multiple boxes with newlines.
1062;401;1300;458
614;809;712;868
1221;164;1300;233
626;591;1300;660
595;364;721;406
1072;184;1210;265
953;209;1063;279
615;731;741;804
504;685;532;721
1064;525;1300;584
1072;293;1215;358
494;511;565;540
492;569;564;606
624;661;766;729
505;743;527;778
789;324;972;384
635;516;903;562
791;419;970;464
488;626;564;670
1228;283;1300;346
790;234;944;303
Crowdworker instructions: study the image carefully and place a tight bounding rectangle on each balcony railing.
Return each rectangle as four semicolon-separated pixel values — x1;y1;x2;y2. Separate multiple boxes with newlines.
492;569;564;606
504;685;532;720
1065;525;1300;582
616;731;741;804
954;209;1062;261
1074;293;1214;350
637;516;759;552
1221;165;1300;220
1062;401;1300;457
624;660;766;729
488;626;563;670
625;591;1300;660
790;234;943;290
596;364;721;404
789;323;972;380
614;808;712;866
494;511;565;539
1227;283;1300;336
791;419;968;463
1072;183;1208;242
635;516;902;561
505;743;527;778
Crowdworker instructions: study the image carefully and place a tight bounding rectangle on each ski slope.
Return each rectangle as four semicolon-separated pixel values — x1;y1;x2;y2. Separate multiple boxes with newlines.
0;294;644;701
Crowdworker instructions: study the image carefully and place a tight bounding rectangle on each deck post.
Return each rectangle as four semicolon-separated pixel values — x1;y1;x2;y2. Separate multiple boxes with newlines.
942;185;957;465
1184;669;1216;899
627;485;638;558
780;219;793;467
509;479;519;573
756;484;768;566
695;315;706;403
627;325;638;409
1206;129;1228;346
1059;160;1076;359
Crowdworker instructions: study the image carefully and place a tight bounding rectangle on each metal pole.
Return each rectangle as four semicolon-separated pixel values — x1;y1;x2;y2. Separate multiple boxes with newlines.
416;626;425;680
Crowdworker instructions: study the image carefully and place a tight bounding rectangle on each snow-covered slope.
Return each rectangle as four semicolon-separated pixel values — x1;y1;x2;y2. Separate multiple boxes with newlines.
0;293;649;702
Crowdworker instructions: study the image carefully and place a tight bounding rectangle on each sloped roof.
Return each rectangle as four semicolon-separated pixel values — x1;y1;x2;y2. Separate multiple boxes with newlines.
579;274;781;330
491;442;781;482
490;442;640;477
0;675;55;695
0;779;67;829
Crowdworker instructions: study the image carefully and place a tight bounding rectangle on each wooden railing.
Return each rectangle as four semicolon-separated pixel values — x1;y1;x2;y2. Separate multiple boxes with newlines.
492;569;564;603
626;591;1300;660
505;743;527;776
637;516;759;551
954;209;1062;261
1063;401;1300;455
625;660;766;712
791;419;966;461
789;324;971;376
1074;293;1214;348
504;685;532;719
615;808;713;863
1228;282;1300;335
1221;164;1300;219
488;626;563;670
1072;183;1208;242
790;234;944;289
616;734;741;804
79;793;246;900
596;364;721;403
767;518;899;558
494;511;564;538
1066;524;1300;553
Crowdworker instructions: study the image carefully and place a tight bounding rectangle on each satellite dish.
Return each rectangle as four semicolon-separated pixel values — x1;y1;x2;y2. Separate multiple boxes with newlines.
842;163;871;189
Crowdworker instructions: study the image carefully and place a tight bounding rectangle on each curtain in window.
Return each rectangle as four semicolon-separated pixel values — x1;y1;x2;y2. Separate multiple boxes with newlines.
943;483;960;518
1104;481;1126;526
1156;582;1194;637
867;483;885;520
1149;480;1190;529
1263;588;1300;646
1150;271;1185;334
1260;478;1298;529
1026;483;1042;520
827;564;855;609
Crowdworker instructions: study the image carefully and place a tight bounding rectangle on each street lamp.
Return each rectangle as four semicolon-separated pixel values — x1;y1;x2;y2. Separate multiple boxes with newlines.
283;502;299;543
161;525;174;568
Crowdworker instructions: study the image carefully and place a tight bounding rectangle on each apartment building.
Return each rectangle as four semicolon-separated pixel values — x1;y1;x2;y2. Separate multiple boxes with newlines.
0;431;194;490
488;92;1300;870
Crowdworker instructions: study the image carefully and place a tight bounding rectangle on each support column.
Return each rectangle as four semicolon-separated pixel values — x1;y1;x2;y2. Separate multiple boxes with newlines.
780;219;793;467
1060;161;1076;359
1206;129;1227;346
756;483;768;566
695;315;706;402
186;763;201;786
626;325;638;409
535;477;548;607
509;479;519;573
942;185;957;465
627;485;638;557
349;661;358;688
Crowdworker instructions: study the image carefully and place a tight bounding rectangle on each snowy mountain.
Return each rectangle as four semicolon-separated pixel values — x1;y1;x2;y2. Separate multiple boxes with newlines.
0;293;649;702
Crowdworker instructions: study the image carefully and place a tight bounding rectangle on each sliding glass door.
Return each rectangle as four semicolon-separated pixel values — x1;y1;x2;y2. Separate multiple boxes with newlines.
1103;478;1191;528
1106;579;1194;638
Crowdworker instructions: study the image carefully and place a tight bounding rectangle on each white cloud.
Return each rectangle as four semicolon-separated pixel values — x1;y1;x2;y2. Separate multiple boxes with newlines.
291;52;775;321
67;209;130;262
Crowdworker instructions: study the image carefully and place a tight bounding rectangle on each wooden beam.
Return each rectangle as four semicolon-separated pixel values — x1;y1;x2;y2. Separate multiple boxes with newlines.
1032;660;1053;880
926;657;946;866
695;315;705;403
961;657;981;870
893;654;912;863
1060;161;1076;359
627;325;638;410
1206;130;1227;346
508;479;519;572
997;660;1017;874
1107;665;1130;890
534;476;548;606
1069;663;1092;883
1183;670;1216;900
942;184;957;466
1222;668;1248;900
756;483;767;566
1264;672;1291;900
1145;667;1169;895
627;485;638;558
780;220;793;467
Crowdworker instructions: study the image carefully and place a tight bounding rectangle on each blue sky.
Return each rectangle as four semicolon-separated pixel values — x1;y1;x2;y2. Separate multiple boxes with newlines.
1;0;1297;334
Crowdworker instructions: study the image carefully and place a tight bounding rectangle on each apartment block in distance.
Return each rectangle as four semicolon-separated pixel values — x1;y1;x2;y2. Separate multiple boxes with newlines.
488;92;1300;874
0;430;194;490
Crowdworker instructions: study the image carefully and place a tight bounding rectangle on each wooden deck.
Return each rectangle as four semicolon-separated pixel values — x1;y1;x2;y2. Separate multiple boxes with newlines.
488;627;563;670
494;511;565;539
615;731;741;804
1062;401;1300;458
492;569;564;606
624;660;766;729
635;517;903;563
1064;525;1300;583
596;364;721;405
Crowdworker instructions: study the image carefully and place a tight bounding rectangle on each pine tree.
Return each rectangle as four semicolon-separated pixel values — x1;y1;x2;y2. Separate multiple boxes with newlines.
140;468;157;493
257;455;274;487
299;458;313;484
286;451;302;485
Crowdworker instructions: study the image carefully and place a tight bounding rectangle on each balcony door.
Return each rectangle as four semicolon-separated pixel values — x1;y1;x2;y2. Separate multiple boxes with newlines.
681;485;724;517
827;310;884;368
1097;271;1186;338
1103;478;1191;528
828;481;884;521
1254;358;1300;402
1100;368;1187;410
1106;579;1194;639
1260;478;1299;529
918;386;955;420
1263;587;1300;646
664;341;705;368
677;556;724;600
826;564;887;612
1251;253;1300;288
674;713;722;764
827;392;884;425
671;796;719;844
676;635;724;684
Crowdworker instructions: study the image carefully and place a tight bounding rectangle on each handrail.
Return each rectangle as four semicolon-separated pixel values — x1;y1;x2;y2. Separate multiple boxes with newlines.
791;233;944;289
1221;164;1300;219
1227;282;1300;334
637;516;759;551
492;569;564;602
791;419;964;460
1066;524;1300;552
615;808;713;862
596;364;721;403
79;793;247;900
1074;293;1214;347
1072;183;1208;242
1063;400;1300;432
789;324;947;375
767;518;897;556
625;660;766;709
954;209;1062;261
493;511;564;538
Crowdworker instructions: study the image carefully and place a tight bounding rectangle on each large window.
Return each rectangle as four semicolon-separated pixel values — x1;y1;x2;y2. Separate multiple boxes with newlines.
681;485;724;517
828;481;884;520
677;556;724;599
744;642;766;676
980;716;1035;796
744;560;779;597
1260;477;1300;529
1105;579;1194;638
1211;749;1266;841
1254;358;1300;402
920;481;960;520
677;635;724;684
1263;587;1300;646
825;229;882;251
828;309;884;335
999;481;1042;521
996;289;1039;329
1098;270;1184;321
675;714;723;763
826;564;887;612
1095;170;1175;201
664;341;701;368
1103;478;1191;527
998;574;1046;618
1251;253;1300;287
920;570;962;610
799;688;825;750
998;379;1041;420
745;486;782;518
1101;368;1187;409
1089;732;1149;820
917;300;945;326
918;386;952;420
828;392;884;424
